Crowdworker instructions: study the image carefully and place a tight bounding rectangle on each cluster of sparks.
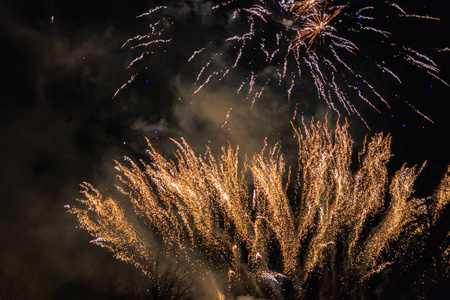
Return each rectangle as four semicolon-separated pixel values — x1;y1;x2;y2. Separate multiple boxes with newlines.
117;0;447;125
69;120;450;298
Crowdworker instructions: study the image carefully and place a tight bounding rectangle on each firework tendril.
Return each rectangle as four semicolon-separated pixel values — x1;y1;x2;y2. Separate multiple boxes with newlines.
69;120;450;298
118;1;447;126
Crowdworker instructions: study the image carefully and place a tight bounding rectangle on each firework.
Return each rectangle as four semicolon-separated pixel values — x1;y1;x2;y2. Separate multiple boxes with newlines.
118;1;447;125
69;119;450;299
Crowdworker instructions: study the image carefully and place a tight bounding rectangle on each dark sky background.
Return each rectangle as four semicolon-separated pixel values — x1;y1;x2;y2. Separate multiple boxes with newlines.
0;0;449;299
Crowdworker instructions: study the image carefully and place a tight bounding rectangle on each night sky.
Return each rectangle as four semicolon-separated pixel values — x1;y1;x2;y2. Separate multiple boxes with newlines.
1;0;450;299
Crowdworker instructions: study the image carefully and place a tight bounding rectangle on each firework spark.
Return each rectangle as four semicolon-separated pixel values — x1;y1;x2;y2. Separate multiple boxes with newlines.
69;120;450;299
119;1;447;124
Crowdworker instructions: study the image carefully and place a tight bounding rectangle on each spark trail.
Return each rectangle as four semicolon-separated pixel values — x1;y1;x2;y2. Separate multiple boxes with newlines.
120;1;447;125
69;120;450;299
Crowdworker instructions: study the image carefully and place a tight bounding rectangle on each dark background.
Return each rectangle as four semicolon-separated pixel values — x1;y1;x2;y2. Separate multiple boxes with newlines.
0;0;449;298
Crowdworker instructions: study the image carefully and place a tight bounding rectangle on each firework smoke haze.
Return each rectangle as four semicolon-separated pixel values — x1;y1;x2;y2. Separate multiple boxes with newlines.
118;0;448;126
69;120;450;299
1;0;449;299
